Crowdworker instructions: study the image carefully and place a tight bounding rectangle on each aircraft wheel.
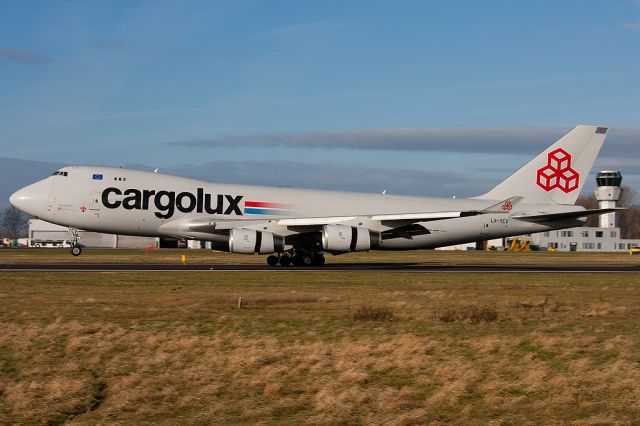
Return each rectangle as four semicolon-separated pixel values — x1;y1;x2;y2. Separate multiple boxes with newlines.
71;246;82;256
267;255;279;266
301;255;313;266
279;254;291;267
312;254;325;266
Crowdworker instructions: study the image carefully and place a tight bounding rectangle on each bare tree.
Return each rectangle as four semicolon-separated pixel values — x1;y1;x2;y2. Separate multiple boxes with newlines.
1;206;28;239
577;186;640;239
575;193;598;227
617;187;640;239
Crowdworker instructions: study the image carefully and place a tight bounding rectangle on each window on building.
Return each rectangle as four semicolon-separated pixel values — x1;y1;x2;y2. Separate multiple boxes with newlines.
544;232;550;237
580;230;589;238
597;243;602;249
610;231;617;238
548;242;558;249
595;231;603;238
582;243;595;249
561;231;574;237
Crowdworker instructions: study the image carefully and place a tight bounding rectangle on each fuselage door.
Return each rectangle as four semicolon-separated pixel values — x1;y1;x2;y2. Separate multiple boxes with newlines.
89;191;101;215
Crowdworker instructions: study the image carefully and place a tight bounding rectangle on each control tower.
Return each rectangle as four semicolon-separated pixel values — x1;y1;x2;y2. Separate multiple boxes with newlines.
594;170;622;228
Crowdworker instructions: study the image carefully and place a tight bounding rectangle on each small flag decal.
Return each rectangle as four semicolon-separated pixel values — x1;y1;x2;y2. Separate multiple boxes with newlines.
92;174;103;180
595;127;607;134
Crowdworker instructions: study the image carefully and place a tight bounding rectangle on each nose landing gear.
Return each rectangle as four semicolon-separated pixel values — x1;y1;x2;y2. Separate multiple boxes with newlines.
69;228;82;256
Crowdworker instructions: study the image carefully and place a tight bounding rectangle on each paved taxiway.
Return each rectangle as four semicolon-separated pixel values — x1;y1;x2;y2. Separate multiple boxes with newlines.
1;263;639;273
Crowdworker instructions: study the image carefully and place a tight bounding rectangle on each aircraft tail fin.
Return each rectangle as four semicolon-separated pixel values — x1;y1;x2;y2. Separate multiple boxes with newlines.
476;125;608;205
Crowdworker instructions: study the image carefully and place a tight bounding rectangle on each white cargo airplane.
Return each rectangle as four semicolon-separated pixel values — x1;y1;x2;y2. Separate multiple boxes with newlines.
10;125;620;266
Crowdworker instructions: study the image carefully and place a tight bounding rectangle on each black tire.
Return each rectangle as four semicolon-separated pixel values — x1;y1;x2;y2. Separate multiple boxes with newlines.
301;255;313;266
71;246;82;256
279;255;291;267
312;254;326;266
267;255;279;266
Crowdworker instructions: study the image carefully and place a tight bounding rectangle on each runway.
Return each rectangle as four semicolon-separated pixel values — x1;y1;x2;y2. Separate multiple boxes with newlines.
2;263;640;273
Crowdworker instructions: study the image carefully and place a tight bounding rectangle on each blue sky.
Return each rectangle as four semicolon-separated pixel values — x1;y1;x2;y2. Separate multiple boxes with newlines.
1;0;639;199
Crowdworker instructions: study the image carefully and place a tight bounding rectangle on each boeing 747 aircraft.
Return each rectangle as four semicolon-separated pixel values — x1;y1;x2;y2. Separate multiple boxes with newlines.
10;125;620;266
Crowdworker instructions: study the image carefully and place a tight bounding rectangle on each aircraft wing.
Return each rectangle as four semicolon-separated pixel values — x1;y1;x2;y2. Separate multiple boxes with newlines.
278;211;477;227
178;211;478;234
169;197;522;238
276;197;522;227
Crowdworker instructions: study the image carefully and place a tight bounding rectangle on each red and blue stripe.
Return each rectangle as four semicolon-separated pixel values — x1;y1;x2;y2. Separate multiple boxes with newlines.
244;201;291;215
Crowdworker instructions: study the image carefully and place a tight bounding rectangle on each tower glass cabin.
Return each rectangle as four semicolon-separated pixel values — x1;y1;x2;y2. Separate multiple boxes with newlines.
596;170;622;188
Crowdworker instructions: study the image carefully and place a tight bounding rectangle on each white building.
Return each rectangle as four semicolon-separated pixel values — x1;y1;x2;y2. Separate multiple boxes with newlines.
28;219;156;248
530;226;638;252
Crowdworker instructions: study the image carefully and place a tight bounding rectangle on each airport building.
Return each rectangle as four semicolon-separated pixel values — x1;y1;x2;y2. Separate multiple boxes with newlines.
439;170;639;252
528;170;639;252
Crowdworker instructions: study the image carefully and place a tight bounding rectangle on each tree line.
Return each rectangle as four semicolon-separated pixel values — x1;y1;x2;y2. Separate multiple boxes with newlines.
1;206;29;239
576;186;640;239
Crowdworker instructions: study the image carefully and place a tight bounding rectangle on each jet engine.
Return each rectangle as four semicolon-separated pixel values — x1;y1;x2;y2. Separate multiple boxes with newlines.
217;229;284;254
321;224;380;253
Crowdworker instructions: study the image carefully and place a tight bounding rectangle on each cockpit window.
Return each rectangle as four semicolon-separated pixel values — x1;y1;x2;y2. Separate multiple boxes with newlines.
51;170;68;176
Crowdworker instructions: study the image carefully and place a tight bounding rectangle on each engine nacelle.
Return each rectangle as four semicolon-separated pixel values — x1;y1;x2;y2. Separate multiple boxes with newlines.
227;229;284;254
321;225;380;253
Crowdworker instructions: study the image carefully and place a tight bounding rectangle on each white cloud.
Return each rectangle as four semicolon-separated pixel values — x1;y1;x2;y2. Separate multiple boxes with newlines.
169;127;562;154
258;21;348;39
0;48;51;64
622;21;640;31
169;127;640;157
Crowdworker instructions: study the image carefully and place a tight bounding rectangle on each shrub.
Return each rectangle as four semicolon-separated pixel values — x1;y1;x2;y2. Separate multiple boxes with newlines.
351;306;395;322
437;306;498;324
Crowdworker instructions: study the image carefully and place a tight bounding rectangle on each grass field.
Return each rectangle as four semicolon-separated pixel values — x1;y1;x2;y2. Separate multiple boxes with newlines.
1;250;640;424
2;247;640;266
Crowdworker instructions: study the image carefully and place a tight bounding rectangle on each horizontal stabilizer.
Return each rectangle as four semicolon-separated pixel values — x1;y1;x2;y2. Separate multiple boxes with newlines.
512;207;625;223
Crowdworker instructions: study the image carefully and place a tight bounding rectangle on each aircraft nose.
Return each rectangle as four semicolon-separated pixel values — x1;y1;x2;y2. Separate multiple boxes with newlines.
9;180;51;218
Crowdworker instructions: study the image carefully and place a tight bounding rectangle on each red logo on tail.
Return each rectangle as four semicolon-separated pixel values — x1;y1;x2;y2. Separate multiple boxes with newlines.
536;148;579;193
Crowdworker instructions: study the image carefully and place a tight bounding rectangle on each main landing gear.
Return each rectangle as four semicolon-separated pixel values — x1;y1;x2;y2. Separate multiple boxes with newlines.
69;228;82;256
266;251;325;267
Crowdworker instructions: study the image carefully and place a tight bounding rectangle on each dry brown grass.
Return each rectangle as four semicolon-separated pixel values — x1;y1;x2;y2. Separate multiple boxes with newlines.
2;247;640;266
0;262;639;424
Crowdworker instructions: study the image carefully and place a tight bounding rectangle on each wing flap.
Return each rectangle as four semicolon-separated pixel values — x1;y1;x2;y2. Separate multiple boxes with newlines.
277;217;357;226
372;211;469;221
381;224;430;240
